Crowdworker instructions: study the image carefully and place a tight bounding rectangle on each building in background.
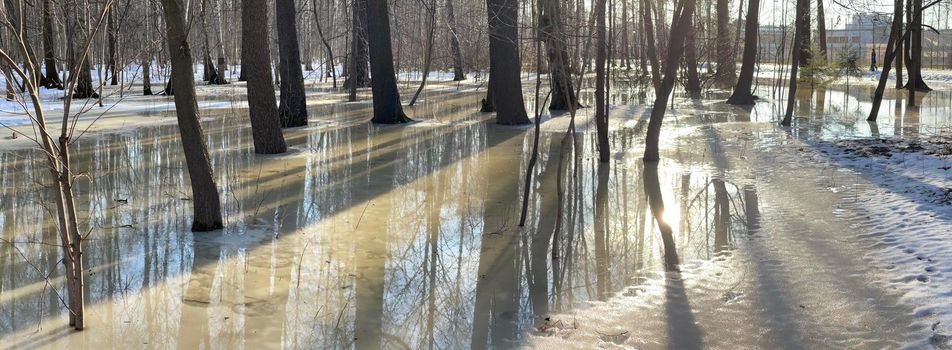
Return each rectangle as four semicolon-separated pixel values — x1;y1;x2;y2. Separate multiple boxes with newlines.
826;12;891;66
747;12;952;69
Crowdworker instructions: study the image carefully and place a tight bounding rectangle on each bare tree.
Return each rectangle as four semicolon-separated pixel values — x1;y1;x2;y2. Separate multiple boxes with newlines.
366;0;411;123
408;0;437;106
714;0;734;83
41;0;63;88
594;0;609;162
445;0;465;81
540;0;577;110
159;0;226;232
0;0;115;329
726;0;760;105
816;0;827;62
684;15;701;97
641;0;661;90
241;0;289;153
276;0;308;127
483;0;530;124
781;0;809;126
643;0;697;161
346;0;370;91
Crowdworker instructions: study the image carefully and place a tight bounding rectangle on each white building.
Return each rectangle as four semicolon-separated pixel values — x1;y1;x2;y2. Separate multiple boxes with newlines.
826;13;892;66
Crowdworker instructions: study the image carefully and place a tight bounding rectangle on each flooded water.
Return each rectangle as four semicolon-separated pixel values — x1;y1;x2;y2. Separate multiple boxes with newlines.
0;80;950;349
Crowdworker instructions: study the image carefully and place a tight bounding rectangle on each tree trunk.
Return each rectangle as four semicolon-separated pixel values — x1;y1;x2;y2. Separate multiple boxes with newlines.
642;0;661;90
643;0;696;161
907;0;930;91
347;0;371;89
445;0;465;81
366;0;412;123
896;0;904;89
73;60;99;99
781;0;808;126
594;0;609;162
312;0;337;87
714;0;735;83
214;0;229;79
142;56;153;95
159;0;225;231
241;0;289;153
621;0;630;69
726;0;759;104
796;0;811;67
868;0;904;122
684;15;701;97
541;0;578;110
68;5;99;100
41;0;63;89
409;0;437;106
816;0;827;62
485;0;530;124
200;0;228;84
107;10;118;86
276;0;308;127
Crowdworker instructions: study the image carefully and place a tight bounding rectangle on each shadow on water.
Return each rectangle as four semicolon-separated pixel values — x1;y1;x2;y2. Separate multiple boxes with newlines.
3;78;930;348
644;162;705;349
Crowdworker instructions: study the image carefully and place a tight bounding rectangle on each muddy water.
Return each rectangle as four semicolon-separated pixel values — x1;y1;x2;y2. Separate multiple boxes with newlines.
0;82;948;349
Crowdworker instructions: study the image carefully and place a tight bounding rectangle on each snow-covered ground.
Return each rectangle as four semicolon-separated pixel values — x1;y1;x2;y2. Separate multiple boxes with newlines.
815;135;952;349
753;62;952;89
0;64;487;151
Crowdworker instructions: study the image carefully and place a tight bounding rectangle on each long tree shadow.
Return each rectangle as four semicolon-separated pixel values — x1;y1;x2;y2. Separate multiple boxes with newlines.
644;161;705;349
0;87;544;346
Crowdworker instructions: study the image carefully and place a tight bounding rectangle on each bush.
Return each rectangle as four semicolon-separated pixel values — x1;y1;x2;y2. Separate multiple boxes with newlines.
835;46;864;78
799;44;842;87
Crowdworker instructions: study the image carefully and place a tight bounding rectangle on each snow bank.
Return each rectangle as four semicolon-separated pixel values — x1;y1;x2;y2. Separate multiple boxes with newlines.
812;134;952;349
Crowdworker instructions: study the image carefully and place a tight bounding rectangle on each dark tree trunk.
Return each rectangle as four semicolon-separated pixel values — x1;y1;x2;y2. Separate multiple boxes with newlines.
642;0;661;90
66;5;98;99
868;0;904;122
41;0;63;89
159;0;225;232
366;0;412;123
643;0;696;161
347;0;371;89
896;0;904;89
163;78;174;95
816;0;827;62
726;0;759;105
238;42;247;81
684;15;701;97
781;0;808;126
73;60;99;99
200;0;228;84
142;56;153;95
594;0;609;162
445;0;465;81
621;0;630;69
485;0;530;124
906;0;930;91
714;0;734;83
408;0;437;106
796;0;811;67
540;0;577;110
107;11;118;86
241;0;289;153
275;0;308;127
312;0;337;87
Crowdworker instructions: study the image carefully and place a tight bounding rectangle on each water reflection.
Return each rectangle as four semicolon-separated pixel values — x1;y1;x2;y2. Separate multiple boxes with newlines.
0;81;905;349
